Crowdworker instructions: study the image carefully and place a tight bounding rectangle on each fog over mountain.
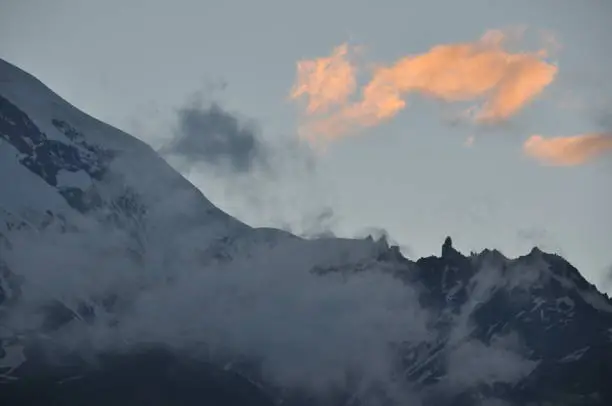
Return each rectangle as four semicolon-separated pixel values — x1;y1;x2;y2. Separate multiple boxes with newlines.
1;58;612;406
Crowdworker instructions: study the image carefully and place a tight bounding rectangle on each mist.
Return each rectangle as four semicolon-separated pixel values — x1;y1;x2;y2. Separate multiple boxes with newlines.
1;204;540;403
158;93;338;238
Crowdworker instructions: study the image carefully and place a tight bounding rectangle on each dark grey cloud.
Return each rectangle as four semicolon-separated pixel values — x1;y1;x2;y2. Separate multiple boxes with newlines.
155;91;339;237
162;99;268;174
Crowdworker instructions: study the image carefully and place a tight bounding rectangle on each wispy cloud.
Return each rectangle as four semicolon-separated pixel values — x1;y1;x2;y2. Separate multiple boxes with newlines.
290;43;358;115
523;133;612;166
291;29;557;143
157;93;337;237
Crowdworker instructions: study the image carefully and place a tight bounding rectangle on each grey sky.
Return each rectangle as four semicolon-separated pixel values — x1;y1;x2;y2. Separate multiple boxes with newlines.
1;0;611;290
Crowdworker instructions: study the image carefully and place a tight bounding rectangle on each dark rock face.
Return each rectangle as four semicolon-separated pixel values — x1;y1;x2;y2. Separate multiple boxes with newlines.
442;236;453;257
0;96;115;185
0;95;114;213
0;348;276;406
410;242;612;406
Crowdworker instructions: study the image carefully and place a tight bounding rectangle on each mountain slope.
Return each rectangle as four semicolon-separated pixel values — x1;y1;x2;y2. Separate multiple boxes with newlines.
1;58;612;406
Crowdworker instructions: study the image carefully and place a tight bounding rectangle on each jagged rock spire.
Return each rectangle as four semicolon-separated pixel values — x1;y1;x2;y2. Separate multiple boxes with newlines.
442;236;453;258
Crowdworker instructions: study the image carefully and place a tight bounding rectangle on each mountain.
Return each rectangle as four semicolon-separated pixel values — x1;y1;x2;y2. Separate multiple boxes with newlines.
1;57;611;406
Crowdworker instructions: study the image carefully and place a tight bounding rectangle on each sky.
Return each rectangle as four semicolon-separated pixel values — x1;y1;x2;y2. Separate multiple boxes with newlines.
1;0;611;291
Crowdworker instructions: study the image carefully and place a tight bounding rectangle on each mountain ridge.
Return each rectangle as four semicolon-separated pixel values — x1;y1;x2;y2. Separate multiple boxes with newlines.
1;57;612;406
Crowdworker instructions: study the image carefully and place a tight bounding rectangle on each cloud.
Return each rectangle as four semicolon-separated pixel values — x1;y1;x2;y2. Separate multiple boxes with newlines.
523;133;612;166
291;29;557;142
2;217;543;405
298;206;337;238
290;43;358;115
161;98;269;174
601;264;612;294
444;336;537;390
157;93;338;238
1;214;548;404
1;222;430;403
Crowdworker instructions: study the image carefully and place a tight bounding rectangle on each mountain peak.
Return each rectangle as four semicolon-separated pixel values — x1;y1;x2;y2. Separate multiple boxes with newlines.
441;235;464;262
528;246;544;256
441;236;452;255
2;57;612;406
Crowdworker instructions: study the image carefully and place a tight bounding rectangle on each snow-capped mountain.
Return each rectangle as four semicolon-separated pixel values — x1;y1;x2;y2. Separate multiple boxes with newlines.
1;57;612;406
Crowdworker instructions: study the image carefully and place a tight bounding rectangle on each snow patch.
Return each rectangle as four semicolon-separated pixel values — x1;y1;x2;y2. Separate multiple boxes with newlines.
580;290;612;313
56;169;92;189
444;339;538;388
531;297;546;312
559;346;589;363
0;140;75;218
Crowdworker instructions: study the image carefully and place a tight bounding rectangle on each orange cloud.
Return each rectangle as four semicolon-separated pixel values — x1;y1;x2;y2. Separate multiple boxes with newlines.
523;133;612;166
290;43;357;115
291;30;558;142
